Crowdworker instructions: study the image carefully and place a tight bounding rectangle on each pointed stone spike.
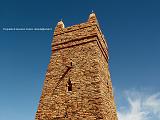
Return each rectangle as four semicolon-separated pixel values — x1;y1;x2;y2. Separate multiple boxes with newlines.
54;19;65;35
57;20;65;28
89;12;96;19
88;12;98;23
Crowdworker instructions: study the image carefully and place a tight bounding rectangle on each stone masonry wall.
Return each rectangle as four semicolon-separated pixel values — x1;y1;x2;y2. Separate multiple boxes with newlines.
35;13;118;120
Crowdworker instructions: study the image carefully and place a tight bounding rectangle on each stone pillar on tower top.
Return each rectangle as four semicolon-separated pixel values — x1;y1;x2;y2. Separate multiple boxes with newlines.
88;12;98;23
54;20;65;35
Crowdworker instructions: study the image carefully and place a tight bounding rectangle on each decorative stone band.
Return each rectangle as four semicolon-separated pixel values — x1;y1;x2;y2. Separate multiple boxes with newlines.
54;23;107;49
52;35;109;62
54;22;96;36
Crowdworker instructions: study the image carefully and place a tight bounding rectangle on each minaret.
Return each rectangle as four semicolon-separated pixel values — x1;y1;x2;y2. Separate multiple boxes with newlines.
35;13;118;120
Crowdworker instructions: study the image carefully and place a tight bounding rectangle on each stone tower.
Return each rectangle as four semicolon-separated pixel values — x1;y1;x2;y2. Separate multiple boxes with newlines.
35;13;118;120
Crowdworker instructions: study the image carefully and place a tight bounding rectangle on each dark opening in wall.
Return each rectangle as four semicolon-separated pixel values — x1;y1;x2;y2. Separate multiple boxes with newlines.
68;78;72;91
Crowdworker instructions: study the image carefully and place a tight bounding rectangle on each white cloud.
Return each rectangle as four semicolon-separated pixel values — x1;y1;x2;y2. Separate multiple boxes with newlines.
117;90;160;120
144;93;160;119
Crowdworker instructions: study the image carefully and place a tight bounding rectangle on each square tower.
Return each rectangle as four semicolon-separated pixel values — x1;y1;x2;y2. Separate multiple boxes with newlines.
35;13;118;120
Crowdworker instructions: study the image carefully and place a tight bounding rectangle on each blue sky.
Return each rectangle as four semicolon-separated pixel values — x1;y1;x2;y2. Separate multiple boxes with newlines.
0;0;160;120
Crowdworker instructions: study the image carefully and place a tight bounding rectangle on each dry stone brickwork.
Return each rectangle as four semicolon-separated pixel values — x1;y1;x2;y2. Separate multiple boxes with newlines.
35;13;118;120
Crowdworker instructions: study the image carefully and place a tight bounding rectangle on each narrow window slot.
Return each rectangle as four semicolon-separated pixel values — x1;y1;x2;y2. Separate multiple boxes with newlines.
68;78;72;91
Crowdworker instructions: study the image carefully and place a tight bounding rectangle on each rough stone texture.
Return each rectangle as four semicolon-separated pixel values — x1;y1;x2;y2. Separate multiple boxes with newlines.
35;13;118;120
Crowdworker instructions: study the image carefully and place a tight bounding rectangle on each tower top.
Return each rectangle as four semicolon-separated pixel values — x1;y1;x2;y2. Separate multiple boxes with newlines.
52;12;108;62
54;12;100;35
